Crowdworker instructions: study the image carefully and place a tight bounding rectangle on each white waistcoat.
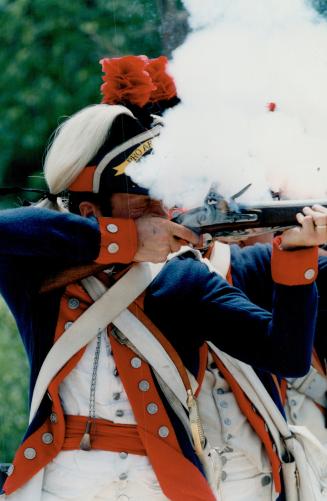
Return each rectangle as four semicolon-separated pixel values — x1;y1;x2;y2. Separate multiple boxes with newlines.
285;385;327;447
38;335;276;501
197;358;276;501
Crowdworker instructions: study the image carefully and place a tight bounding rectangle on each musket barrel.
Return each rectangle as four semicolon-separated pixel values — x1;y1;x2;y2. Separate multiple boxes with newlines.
239;200;327;228
173;199;327;236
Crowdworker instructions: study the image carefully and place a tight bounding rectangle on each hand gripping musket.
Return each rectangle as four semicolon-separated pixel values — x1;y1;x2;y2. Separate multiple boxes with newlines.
171;185;327;243
40;185;327;293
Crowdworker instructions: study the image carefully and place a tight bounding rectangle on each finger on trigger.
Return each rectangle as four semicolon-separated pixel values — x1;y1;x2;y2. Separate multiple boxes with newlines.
296;212;305;224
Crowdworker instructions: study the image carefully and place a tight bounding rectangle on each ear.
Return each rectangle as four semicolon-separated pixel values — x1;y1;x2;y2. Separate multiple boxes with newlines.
79;201;101;218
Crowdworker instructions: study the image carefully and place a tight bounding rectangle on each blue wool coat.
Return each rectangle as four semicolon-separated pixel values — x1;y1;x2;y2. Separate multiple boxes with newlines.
0;207;319;496
229;242;327;365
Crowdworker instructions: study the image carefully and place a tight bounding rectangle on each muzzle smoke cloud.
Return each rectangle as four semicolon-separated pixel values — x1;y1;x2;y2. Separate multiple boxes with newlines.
127;0;327;207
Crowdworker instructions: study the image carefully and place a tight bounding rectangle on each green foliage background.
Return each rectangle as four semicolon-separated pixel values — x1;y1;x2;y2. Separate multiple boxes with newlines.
0;0;327;467
0;301;29;463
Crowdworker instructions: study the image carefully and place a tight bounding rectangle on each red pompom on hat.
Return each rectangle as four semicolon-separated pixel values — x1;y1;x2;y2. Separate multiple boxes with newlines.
100;55;177;108
100;55;156;107
147;56;177;103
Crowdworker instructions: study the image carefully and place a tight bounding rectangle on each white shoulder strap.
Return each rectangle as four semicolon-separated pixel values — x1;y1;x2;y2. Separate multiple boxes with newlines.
207;241;231;279
113;310;195;408
82;274;196;409
207;343;289;437
29;262;164;424
167;242;231;279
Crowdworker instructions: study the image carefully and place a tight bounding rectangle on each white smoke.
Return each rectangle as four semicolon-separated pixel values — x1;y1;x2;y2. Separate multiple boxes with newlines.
127;0;327;207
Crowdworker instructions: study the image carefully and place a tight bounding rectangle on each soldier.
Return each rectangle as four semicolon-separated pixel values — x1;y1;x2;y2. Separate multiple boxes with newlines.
1;56;326;501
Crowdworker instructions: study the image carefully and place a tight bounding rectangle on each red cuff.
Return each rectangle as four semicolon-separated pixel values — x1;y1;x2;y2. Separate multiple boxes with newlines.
95;218;137;265
271;237;318;285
